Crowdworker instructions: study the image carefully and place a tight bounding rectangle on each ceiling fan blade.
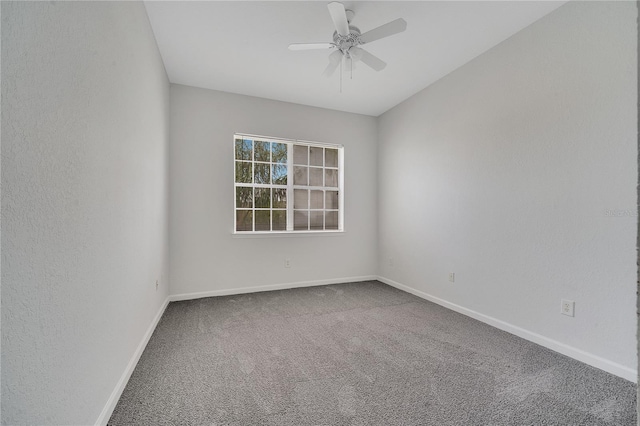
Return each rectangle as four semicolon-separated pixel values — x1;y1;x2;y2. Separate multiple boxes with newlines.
288;43;334;51
359;18;407;44
322;50;343;77
359;49;386;71
327;2;350;36
322;61;340;78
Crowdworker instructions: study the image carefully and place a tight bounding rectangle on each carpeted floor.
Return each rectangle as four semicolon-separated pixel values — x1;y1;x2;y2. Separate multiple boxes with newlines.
109;281;636;425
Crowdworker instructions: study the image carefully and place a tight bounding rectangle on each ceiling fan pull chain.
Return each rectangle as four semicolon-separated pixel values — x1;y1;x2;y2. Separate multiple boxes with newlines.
340;57;343;93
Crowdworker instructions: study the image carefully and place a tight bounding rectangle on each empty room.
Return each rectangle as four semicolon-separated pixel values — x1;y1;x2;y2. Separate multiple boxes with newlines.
1;0;637;425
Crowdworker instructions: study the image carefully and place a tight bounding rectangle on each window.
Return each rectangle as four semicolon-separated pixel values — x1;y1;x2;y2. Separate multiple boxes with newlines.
234;134;343;233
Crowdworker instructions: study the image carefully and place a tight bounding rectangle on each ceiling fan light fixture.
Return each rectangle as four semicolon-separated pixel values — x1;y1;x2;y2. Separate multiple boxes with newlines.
348;46;364;61
328;49;343;64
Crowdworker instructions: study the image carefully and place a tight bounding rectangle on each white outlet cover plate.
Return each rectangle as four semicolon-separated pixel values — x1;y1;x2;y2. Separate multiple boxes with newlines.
561;299;575;317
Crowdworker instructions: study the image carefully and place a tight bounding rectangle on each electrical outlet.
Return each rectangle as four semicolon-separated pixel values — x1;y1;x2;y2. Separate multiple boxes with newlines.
449;272;455;283
155;280;159;291
388;257;395;268
561;299;575;317
284;258;291;268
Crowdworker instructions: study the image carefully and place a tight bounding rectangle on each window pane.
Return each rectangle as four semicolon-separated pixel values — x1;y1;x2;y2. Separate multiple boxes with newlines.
309;167;323;186
294;189;308;209
235;161;252;183
272;143;287;164
325;191;338;209
294;210;308;231
272;188;286;208
326;211;338;230
272;164;287;185
255;140;270;162
235;139;252;161
309;146;323;167
294;166;308;186
325;169;338;187
255;188;270;208
236;210;253;232
234;135;342;234
272;210;286;231
310;211;323;230
310;190;323;209
255;210;270;231
293;145;308;165
325;148;338;167
254;163;270;184
236;187;253;208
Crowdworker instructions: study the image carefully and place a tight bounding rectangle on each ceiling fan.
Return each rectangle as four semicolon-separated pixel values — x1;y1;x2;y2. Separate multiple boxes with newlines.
288;2;407;77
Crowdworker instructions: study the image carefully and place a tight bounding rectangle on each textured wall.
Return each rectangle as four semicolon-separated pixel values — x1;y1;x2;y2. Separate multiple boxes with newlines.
377;1;637;377
1;2;170;424
169;85;377;296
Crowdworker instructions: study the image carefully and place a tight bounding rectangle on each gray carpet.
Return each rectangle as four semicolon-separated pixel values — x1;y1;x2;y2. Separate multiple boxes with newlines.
109;281;636;425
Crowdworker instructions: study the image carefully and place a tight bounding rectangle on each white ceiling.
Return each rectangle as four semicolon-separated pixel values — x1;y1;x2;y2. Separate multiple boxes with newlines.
145;1;566;116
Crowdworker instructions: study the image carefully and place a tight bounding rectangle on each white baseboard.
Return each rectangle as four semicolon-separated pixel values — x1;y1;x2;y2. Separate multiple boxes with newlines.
95;296;170;426
377;276;637;383
169;275;378;302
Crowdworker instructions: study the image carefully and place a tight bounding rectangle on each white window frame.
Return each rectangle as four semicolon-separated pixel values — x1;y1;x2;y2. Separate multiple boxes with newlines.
233;133;344;234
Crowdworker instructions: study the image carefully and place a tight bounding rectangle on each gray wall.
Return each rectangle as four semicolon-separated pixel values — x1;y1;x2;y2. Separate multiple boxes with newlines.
377;1;637;379
1;2;170;424
169;85;377;297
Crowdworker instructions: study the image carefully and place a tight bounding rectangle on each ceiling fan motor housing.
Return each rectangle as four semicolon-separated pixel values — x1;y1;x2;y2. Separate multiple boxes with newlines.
333;26;361;55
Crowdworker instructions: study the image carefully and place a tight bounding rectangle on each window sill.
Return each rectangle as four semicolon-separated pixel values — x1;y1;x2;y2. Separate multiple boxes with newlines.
232;230;345;239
